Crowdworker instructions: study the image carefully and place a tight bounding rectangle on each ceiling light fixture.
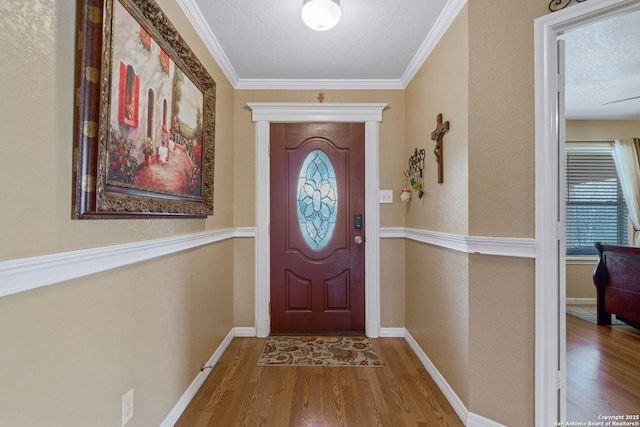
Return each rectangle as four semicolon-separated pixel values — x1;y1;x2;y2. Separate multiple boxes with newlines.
301;0;341;31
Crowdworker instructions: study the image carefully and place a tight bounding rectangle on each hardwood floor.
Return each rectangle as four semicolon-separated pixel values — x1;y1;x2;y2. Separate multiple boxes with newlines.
175;337;464;426
566;314;640;422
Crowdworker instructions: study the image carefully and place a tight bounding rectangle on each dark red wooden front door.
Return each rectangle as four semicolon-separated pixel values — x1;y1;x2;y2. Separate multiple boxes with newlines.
270;123;365;333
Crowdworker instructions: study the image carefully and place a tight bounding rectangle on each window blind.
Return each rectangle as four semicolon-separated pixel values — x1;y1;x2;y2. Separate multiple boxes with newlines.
565;144;628;255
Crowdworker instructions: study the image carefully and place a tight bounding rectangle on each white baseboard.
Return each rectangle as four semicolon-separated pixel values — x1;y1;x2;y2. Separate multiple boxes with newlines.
566;298;596;305
233;327;256;337
159;328;236;427
403;330;507;427
404;331;469;423
379;327;406;337
467;412;507;427
256;320;270;338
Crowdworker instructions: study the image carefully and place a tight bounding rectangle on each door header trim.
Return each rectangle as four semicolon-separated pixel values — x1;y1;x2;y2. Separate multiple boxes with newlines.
248;102;386;123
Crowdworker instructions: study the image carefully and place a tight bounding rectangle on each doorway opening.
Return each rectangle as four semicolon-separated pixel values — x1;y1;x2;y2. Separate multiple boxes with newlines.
248;103;386;338
535;0;640;424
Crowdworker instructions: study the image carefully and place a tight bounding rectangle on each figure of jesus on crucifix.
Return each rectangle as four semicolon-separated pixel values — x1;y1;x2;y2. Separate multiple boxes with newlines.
431;113;450;184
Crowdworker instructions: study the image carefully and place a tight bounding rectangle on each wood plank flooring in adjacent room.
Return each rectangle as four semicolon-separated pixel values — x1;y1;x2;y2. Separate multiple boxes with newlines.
175;337;464;427
566;314;640;422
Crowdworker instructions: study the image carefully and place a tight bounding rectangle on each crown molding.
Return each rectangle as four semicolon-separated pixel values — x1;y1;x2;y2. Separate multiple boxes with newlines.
178;0;466;90
176;0;240;87
235;79;405;90
400;0;468;86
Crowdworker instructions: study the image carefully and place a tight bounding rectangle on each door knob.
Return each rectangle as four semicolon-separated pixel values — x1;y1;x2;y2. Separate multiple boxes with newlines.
354;236;363;244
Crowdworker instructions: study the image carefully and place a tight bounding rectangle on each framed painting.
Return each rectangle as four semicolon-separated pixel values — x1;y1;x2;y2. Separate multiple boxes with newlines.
72;0;216;218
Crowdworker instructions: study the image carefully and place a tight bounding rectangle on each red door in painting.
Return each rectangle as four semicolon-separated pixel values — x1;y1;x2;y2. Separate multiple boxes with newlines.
270;123;365;333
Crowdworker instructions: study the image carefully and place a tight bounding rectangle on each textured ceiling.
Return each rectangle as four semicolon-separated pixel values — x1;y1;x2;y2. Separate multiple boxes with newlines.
562;8;640;120
179;0;454;88
177;0;639;119
194;0;448;80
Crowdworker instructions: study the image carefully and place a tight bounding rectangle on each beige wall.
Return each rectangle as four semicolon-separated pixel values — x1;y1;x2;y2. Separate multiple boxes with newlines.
1;244;234;426
567;261;597;300
468;255;535;424
404;12;469;235
234;237;256;326
0;1;236;425
468;2;541;239
567;120;640;141
464;1;547;424
403;4;470;407
380;238;406;327
403;1;547;425
405;241;469;403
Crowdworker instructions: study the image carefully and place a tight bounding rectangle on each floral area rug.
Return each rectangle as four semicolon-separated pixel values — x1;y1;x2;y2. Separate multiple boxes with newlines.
257;336;383;367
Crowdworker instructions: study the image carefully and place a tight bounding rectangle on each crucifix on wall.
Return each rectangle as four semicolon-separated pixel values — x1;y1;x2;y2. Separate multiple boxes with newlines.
431;113;450;184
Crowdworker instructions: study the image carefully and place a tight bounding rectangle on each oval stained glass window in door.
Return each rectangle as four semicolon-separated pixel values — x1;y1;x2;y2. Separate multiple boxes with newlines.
297;150;338;250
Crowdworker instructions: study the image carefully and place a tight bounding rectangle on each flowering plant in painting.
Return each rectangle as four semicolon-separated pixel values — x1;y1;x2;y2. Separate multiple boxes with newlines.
141;137;154;155
186;165;201;195
107;126;138;184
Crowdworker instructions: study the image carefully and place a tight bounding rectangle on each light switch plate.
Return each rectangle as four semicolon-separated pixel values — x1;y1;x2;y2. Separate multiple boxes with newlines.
379;190;393;204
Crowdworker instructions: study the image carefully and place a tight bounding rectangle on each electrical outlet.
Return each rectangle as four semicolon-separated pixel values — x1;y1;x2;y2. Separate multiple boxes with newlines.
122;388;134;427
379;189;393;204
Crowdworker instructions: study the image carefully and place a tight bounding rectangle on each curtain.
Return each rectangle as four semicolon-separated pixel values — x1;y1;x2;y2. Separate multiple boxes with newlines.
613;138;640;246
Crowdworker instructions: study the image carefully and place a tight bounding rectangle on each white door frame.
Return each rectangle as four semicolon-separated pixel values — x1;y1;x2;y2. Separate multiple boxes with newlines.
534;1;640;424
248;103;387;338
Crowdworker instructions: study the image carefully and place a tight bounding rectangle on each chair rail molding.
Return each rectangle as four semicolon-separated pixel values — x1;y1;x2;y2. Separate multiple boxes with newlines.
0;228;255;299
381;227;535;258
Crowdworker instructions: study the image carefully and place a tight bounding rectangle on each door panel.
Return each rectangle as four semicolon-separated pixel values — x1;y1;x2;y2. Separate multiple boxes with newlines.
270;123;365;333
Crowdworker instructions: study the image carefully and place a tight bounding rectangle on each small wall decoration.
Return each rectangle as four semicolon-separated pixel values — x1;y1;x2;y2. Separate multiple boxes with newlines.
549;0;587;12
72;0;216;218
431;113;450;184
404;148;425;199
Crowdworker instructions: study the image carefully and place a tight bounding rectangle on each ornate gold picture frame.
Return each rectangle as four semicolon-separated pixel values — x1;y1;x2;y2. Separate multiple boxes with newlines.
73;0;216;218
